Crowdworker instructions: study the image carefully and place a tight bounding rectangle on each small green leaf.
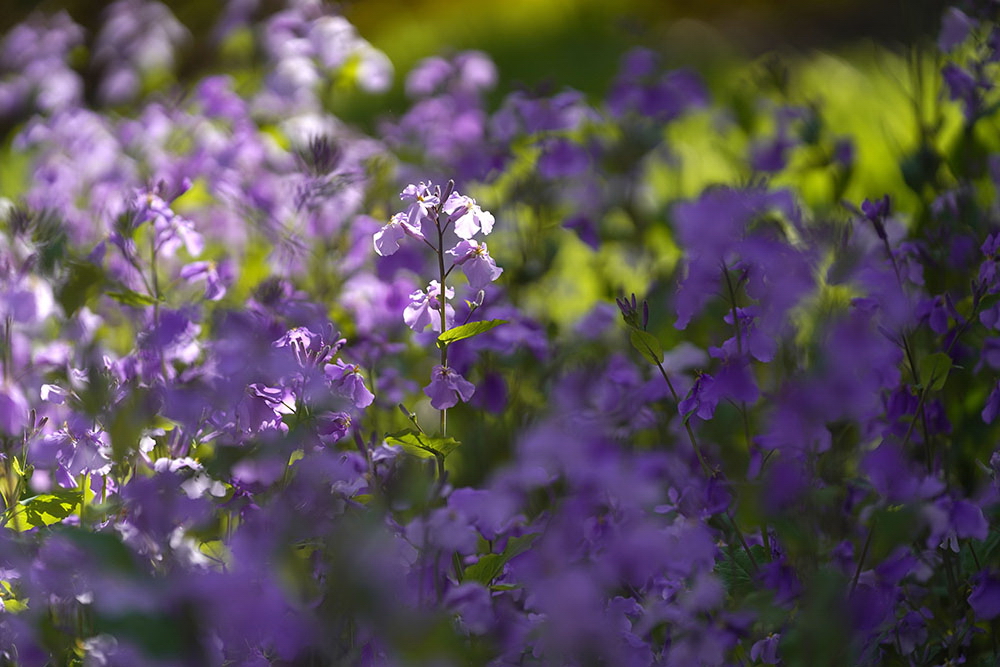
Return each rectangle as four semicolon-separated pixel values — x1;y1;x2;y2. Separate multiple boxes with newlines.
437;319;508;347
106;289;158;307
464;534;537;585
629;329;663;365
4;491;81;531
11;458;23;478
385;429;462;459
918;352;952;391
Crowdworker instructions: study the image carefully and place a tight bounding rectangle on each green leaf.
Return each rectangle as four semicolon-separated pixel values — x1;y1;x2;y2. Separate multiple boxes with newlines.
106;289;158;307
464;534;537;585
714;544;767;597
629;328;663;365
4;491;81;531
918;352;952;392
58;260;105;317
385;429;461;459
437;319;508;348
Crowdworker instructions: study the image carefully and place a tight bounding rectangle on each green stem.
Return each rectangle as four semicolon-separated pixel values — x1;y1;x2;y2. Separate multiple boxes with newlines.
437;218;448;437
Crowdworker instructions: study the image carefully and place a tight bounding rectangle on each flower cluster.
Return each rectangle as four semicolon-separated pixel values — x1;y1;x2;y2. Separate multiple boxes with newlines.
0;2;997;666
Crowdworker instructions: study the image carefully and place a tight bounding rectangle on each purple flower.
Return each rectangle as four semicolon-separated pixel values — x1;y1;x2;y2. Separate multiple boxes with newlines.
939;8;976;53
0;382;29;435
403;280;454;333
443;192;494;239
325;360;375;408
373;211;426;257
179;261;227;301
750;633;780;664
969;571;1000;620
446;239;503;290
424;365;475;409
983;381;1000;423
316;411;351;445
678;372;717;420
400;181;439;229
925;496;988;552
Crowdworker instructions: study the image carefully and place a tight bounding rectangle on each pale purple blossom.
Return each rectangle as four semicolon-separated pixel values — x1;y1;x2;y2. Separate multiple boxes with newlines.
403;280;454;333
373;211;425;256
446;239;503;290
400;182;439;229
443;192;494;239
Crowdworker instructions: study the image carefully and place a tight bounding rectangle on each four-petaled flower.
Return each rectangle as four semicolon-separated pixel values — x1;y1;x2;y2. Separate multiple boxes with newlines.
326;359;375;408
444;192;494;239
446;239;503;290
400;181;439;229
374;211;426;257
424;365;475;409
404;280;455;332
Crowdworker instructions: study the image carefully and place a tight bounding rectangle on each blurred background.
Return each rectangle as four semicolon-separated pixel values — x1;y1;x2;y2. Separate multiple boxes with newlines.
1;0;951;101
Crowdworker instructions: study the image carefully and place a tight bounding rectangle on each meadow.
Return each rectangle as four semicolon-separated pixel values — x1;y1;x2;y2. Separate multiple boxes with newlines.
0;1;998;665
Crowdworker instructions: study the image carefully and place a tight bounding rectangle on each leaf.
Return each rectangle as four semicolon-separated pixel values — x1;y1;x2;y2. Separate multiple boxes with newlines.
437;319;508;348
918;352;952;392
629;328;663;365
464;534;537;585
714;544;767;597
58;260;105;317
4;491;81;532
106;289;158;307
385;429;461;459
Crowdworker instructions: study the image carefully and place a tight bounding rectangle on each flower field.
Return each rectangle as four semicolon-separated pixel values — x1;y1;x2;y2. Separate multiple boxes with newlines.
0;1;999;665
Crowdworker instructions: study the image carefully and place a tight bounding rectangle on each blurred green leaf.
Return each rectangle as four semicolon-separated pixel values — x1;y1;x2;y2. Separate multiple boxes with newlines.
629;328;663;365
464;534;537;586
919;352;952;392
106;289;158;307
4;491;81;531
386;429;461;459
58;260;105;317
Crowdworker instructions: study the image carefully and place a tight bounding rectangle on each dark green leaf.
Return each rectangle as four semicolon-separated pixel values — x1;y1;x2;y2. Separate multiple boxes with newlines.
918;352;952;392
58;261;105;317
464;534;537;585
437;319;508;347
714;544;767;597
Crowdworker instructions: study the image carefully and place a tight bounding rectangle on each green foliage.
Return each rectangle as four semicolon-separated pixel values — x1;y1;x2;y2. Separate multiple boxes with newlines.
628;328;664;365
4;491;82;532
386;429;462;459
57;260;105;317
463;534;537;586
919;352;953;391
715;544;767;597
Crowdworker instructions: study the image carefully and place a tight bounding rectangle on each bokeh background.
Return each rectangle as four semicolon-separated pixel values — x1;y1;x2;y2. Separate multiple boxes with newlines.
2;0;951;100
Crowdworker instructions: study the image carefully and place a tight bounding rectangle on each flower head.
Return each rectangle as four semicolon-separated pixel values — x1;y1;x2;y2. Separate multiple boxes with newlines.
374;211;425;257
443;192;494;239
446;239;503;290
400;181;439;228
403;280;454;332
424;365;475;409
